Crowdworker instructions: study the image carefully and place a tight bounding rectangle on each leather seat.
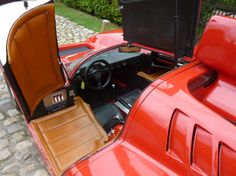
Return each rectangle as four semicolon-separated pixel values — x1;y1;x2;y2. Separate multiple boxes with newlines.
31;97;108;175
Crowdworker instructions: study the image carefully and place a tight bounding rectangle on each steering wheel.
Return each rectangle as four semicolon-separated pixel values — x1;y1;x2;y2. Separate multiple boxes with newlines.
84;60;112;90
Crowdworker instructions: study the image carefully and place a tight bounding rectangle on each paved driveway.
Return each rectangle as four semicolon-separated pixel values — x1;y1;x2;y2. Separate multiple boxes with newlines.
0;16;95;176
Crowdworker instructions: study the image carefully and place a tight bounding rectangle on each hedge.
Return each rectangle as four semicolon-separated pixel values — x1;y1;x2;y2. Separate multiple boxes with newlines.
61;0;236;35
61;0;122;24
198;0;236;36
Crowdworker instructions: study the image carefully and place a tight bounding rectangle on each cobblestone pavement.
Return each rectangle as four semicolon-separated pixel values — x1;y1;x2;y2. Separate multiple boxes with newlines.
0;15;95;176
56;15;96;45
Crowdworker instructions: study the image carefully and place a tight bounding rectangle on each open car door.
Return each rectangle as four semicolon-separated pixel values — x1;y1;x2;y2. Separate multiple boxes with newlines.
0;1;108;175
6;2;66;117
0;0;69;119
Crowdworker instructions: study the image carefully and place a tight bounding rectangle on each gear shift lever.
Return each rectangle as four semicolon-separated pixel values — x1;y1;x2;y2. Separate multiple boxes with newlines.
111;83;116;99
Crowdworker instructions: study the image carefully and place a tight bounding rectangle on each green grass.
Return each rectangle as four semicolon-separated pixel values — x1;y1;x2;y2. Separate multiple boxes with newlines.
55;2;120;32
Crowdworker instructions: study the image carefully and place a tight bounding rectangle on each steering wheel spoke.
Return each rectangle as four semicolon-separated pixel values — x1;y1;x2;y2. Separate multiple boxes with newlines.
97;80;102;88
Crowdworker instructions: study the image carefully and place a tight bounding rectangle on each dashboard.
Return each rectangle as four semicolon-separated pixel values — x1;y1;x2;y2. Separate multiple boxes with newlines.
77;50;144;76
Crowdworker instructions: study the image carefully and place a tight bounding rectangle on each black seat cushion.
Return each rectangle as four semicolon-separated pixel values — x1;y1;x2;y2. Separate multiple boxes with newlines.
94;103;124;127
117;89;142;109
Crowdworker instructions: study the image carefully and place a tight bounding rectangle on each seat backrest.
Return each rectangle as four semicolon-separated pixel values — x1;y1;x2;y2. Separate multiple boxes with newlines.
195;15;236;79
7;3;65;115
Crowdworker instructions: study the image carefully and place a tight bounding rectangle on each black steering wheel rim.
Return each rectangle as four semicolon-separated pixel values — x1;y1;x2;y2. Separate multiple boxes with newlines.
84;59;112;90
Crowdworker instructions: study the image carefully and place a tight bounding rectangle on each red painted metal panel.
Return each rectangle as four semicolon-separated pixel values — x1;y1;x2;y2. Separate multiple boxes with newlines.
219;144;236;176
168;110;189;163
192;127;213;175
195;16;236;79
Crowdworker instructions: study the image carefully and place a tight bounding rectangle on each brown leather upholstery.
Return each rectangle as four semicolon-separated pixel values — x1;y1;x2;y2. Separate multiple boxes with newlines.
31;97;108;175
7;4;65;114
137;69;169;82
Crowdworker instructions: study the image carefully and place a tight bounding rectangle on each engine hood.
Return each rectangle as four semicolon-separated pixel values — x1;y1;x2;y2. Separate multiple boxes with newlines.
120;0;201;58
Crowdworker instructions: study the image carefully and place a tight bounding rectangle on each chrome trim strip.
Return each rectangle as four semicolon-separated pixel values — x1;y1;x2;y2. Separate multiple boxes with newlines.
114;101;129;114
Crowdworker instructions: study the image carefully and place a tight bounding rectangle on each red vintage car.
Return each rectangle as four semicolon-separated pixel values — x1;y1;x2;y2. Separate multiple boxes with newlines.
0;0;236;176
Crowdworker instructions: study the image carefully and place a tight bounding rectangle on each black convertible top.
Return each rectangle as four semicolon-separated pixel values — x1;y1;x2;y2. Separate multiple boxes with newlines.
120;0;201;59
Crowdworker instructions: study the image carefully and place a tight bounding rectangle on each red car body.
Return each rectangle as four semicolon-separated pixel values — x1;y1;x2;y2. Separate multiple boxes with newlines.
64;16;236;176
0;1;236;176
59;30;125;63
